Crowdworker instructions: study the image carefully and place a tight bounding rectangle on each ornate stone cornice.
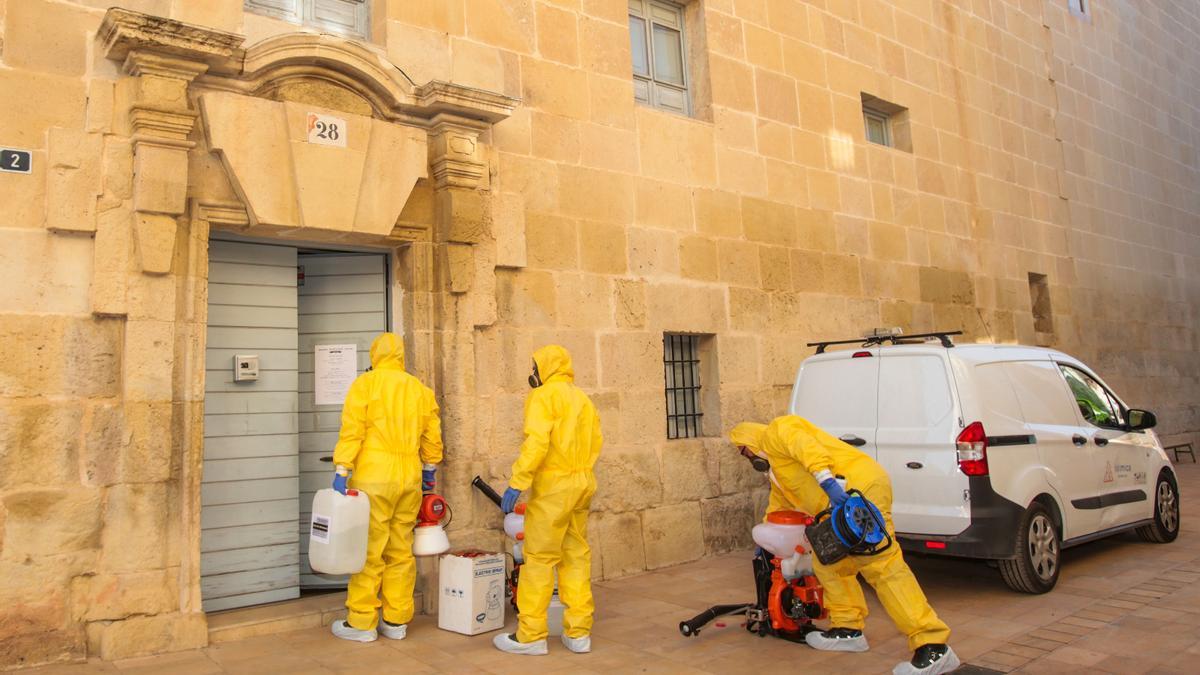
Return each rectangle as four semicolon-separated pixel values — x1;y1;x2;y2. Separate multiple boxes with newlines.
123;51;210;80
99;7;245;68
192;200;251;228
411;82;520;125
130;106;199;147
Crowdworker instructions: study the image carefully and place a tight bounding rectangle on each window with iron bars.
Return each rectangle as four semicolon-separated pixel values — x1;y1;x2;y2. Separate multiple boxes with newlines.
663;333;703;439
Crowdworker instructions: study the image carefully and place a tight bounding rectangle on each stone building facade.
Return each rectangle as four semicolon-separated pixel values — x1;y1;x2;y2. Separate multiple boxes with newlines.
0;0;1196;668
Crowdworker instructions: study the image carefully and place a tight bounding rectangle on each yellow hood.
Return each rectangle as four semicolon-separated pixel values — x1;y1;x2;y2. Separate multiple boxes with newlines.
730;422;768;459
369;333;405;371
532;344;574;384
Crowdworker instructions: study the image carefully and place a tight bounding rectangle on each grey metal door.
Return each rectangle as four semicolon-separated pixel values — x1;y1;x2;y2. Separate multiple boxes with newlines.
297;252;389;589
201;241;301;612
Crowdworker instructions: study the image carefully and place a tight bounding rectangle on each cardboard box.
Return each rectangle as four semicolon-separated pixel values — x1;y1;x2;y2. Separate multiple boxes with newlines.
438;550;506;635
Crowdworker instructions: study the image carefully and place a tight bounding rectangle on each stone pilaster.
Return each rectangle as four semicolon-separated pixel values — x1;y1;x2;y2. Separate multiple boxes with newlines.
122;52;207;275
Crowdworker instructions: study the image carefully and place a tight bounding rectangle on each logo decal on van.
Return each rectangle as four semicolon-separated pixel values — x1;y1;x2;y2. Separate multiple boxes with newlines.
1103;462;1114;483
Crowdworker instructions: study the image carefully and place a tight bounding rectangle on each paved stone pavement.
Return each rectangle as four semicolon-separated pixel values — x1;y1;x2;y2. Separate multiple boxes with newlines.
26;462;1200;674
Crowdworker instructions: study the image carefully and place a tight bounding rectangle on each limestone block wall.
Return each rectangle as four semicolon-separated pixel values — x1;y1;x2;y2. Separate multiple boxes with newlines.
441;0;1200;582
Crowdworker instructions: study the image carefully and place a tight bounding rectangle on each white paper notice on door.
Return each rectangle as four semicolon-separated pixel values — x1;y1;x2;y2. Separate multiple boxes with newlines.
314;344;358;406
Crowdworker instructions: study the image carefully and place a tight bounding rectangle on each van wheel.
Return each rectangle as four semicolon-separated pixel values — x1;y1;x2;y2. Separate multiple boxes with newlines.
999;503;1060;594
1137;473;1180;543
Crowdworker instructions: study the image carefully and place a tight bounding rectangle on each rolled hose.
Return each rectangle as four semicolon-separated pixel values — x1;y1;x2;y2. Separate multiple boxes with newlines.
678;603;751;637
471;476;504;509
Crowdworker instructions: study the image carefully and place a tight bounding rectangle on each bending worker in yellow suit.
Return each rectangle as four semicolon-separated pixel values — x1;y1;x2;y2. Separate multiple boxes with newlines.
494;345;603;656
329;333;443;643
731;417;959;675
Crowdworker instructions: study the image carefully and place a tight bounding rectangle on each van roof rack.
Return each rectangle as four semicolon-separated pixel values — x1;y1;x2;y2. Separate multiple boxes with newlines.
807;330;963;354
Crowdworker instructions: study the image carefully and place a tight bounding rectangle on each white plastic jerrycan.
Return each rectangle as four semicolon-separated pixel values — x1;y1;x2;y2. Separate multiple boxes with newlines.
309;488;370;575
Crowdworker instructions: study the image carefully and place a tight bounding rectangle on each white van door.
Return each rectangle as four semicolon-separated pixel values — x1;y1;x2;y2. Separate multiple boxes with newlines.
1055;363;1155;530
877;351;968;535
790;350;879;457
1005;360;1104;540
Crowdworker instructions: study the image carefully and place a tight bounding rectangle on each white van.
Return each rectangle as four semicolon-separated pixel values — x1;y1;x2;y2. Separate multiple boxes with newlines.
789;331;1180;593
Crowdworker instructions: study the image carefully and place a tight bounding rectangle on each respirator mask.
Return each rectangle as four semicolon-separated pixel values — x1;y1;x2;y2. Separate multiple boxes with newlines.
740;447;769;473
528;361;542;389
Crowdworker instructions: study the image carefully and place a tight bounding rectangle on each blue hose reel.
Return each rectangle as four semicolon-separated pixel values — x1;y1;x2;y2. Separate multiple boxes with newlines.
805;489;893;565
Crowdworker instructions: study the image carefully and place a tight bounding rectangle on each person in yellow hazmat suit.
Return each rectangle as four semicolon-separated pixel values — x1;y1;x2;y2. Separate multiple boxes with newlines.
493;345;603;656
328;333;443;643
730;417;960;675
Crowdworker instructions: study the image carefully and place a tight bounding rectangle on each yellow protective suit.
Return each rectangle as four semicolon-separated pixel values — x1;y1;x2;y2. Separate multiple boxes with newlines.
333;333;443;631
510;345;603;643
731;417;951;651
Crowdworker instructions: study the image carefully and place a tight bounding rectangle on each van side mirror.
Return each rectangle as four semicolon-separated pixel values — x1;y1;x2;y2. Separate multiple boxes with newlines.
1126;409;1157;431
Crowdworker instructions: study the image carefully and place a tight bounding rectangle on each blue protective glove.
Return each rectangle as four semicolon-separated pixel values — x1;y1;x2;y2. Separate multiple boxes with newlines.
332;472;348;495
820;478;849;507
422;464;436;493
501;487;521;514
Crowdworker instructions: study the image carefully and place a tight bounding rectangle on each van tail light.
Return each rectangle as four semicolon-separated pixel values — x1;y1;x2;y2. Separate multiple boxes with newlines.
852;351;873;358
924;541;947;550
956;421;989;476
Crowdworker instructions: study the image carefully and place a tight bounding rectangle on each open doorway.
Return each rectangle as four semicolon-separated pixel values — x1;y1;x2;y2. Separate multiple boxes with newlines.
200;239;391;612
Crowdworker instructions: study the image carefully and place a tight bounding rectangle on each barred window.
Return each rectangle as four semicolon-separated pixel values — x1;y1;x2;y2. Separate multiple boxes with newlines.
664;333;702;439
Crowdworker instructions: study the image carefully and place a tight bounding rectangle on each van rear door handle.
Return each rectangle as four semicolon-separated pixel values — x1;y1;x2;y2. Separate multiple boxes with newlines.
839;435;866;447
1072;435;1086;446
1094;437;1108;447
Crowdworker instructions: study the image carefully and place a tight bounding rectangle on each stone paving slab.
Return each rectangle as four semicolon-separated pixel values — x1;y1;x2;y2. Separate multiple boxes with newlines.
23;462;1200;674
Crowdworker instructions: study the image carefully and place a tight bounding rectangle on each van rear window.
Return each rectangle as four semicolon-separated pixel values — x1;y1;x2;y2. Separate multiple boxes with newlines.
792;358;878;428
879;355;952;429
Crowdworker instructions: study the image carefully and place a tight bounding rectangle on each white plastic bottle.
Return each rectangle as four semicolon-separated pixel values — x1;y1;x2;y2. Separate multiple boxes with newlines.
308;488;370;575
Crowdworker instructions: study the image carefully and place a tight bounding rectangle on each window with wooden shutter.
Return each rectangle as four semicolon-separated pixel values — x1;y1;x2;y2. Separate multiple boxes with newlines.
245;0;370;40
629;0;690;116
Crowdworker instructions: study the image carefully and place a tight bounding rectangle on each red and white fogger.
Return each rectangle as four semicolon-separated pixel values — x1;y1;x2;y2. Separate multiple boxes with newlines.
679;510;826;642
413;492;452;557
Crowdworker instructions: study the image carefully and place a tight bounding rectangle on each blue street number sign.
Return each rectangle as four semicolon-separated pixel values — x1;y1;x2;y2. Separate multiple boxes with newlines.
1;148;32;174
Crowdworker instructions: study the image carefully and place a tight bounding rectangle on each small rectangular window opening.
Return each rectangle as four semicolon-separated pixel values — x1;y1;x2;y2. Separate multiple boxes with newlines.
860;93;912;152
1028;272;1053;334
664;333;702;439
629;0;691;116
245;0;370;40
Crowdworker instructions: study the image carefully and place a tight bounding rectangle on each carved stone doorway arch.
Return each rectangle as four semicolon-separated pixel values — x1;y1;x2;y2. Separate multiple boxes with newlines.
94;8;518;645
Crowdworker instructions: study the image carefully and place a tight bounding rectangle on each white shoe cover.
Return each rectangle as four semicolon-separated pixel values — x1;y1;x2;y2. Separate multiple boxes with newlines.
378;621;407;640
330;620;377;643
492;632;548;655
804;630;870;652
893;646;961;675
561;634;591;653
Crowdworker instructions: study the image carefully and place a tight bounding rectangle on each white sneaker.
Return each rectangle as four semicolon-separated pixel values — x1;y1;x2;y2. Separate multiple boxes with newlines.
330;620;377;642
492;632;548;655
804;627;869;652
893;644;960;675
561;634;591;653
378;621;407;640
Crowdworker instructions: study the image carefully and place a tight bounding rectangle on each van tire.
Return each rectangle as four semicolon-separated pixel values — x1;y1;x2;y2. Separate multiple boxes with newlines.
1136;472;1179;544
998;503;1059;594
